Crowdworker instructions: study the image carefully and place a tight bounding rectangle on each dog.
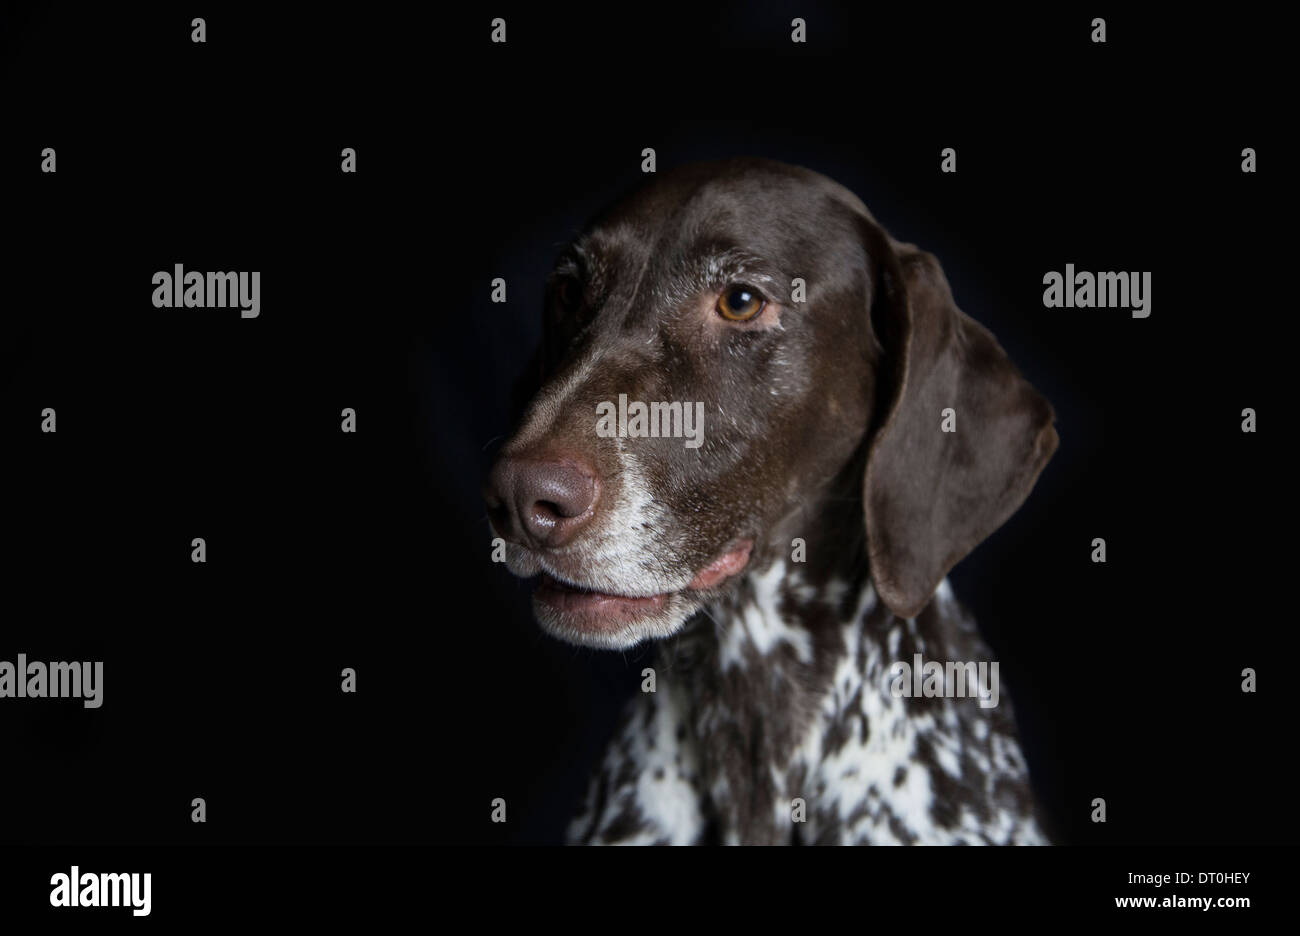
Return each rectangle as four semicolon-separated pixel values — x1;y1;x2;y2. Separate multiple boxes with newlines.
484;158;1058;844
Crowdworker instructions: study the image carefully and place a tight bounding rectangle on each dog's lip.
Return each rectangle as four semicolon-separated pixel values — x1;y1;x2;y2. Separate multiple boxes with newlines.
535;574;668;615
686;540;753;589
535;539;754;603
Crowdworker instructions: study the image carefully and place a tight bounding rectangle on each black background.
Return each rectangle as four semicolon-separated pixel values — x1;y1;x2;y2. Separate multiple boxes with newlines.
0;3;1289;850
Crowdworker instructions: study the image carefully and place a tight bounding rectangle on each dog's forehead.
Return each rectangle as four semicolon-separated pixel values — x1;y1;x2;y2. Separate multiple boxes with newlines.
577;160;863;268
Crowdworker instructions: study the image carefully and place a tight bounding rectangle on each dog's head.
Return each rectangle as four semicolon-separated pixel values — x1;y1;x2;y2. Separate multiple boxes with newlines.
485;158;1057;649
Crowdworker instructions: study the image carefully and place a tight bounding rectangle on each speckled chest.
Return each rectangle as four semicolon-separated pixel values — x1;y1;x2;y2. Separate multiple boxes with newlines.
568;565;1047;846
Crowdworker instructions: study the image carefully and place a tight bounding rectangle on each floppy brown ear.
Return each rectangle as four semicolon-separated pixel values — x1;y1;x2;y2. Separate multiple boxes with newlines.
862;236;1059;619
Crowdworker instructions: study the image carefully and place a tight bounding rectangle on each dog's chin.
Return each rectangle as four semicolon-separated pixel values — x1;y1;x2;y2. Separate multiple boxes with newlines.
532;581;701;650
516;539;754;650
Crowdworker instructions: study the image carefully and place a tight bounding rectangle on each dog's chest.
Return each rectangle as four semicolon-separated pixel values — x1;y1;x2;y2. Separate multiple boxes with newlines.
569;565;1047;845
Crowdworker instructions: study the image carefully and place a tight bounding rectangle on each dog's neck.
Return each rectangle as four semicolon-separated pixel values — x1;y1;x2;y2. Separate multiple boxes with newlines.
623;453;1043;845
661;454;888;842
668;449;874;679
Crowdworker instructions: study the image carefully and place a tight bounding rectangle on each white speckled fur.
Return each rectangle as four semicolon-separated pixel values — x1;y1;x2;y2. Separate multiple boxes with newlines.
569;566;1048;845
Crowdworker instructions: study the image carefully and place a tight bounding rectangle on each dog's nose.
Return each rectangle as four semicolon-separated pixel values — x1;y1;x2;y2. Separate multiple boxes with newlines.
484;455;599;549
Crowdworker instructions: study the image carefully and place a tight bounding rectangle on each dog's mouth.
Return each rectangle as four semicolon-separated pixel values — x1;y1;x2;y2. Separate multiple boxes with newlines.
531;540;753;641
535;574;669;616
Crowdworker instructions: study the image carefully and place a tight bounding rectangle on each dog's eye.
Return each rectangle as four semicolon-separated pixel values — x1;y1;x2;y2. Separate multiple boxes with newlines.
553;276;581;311
716;286;766;322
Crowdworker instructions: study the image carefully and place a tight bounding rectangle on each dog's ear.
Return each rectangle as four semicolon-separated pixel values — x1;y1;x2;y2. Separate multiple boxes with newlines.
861;230;1058;619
